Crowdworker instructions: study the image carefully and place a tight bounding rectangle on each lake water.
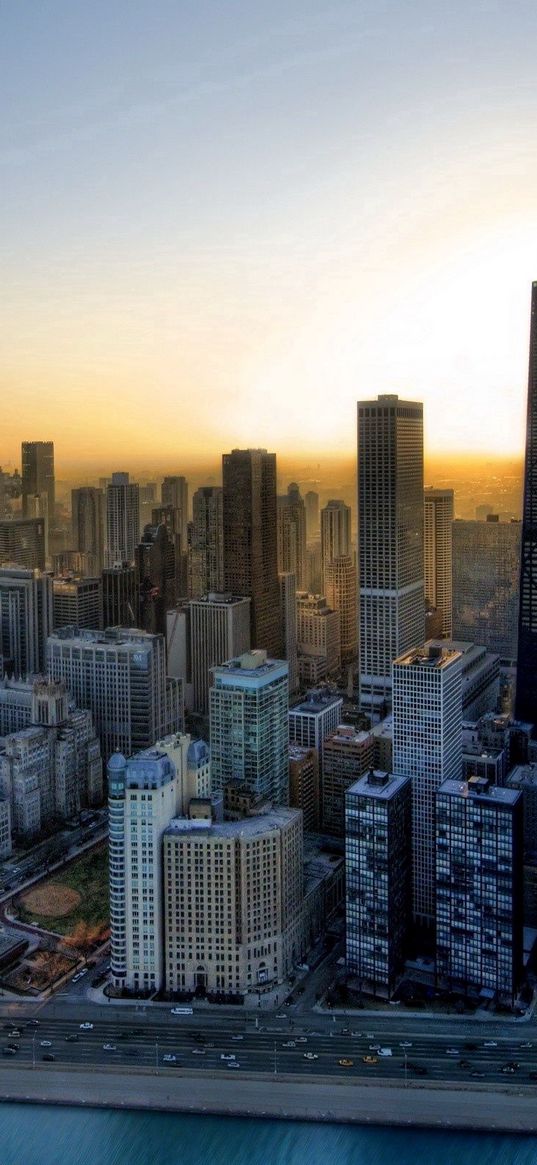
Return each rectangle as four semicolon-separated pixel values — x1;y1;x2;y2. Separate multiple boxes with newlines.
1;1105;537;1165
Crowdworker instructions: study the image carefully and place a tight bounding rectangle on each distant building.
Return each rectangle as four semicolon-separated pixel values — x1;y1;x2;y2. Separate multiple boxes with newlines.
346;770;412;998
190;486;223;598
279;573;298;694
296;592;340;682
71;487;105;575
516;281;537;724
320;500;351;590
161;476;188;548
371;715;393;772
102;563;136;629
135;524;176;636
426;638;499;721
190;593;251;714
288;689;343;773
424;487;454;638
0;517;46;572
289;744;320;832
324;556;357;665
452;518;521;661
322;725;375;836
21;441;55;524
393;643;463;926
52;575;103;631
106;473;140;567
210;650;289;804
222;449;282;658
0;567;53;676
305;491;319;544
358;395;424;720
277;484;307;590
47;626;182;761
436;776;523;1007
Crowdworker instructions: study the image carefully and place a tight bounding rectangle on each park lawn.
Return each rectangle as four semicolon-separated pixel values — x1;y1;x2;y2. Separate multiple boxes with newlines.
16;844;109;941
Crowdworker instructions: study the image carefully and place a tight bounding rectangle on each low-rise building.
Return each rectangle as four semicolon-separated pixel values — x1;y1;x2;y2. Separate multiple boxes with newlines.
322;725;375;836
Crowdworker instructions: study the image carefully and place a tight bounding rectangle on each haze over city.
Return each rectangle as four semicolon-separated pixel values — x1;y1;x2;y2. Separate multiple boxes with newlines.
2;0;537;469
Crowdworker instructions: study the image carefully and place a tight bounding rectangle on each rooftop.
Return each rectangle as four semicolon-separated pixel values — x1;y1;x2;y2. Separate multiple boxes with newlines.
290;690;343;715
346;769;410;801
325;725;373;747
395;644;462;669
164;806;300;841
438;778;522;807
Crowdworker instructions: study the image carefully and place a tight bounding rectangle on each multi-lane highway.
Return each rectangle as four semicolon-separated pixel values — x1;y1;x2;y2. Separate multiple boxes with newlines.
1;1005;536;1087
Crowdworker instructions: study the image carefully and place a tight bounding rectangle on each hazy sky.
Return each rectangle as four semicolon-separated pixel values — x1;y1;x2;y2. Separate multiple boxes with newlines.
1;0;537;470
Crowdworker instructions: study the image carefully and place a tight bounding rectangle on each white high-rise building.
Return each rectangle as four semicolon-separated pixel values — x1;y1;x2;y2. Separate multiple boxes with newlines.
392;643;463;925
288;689;343;772
210;650;289;804
106;473;140;566
47;626;182;762
190;593;251;714
108;733;206;994
0;567;53;676
358;394;424;720
424;487;454;638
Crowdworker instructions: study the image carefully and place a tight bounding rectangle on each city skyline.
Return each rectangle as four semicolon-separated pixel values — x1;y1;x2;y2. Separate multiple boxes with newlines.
2;2;537;467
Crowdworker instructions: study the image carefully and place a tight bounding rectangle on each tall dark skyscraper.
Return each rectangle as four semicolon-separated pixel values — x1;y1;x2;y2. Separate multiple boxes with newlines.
516;281;537;727
21;441;55;523
222;449;283;657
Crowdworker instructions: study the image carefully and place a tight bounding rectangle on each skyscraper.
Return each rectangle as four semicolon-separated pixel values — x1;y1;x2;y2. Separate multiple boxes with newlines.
453;518;521;660
135;523;176;636
189;592;251;714
279;572;298;694
190;486;223;598
393;643;463;926
161;475;188;547
0;567;53;676
52;575;103;631
0;517;46;571
358;394;424;720
320;499;351;589
21;441;55;524
277;483;307;590
324;555;358;665
210;649;289;804
296;592;340;683
222;449;283;657
102;563;136;628
106;472;140;566
424;487;454;638
71;487;105;575
517;281;537;725
305;490;320;544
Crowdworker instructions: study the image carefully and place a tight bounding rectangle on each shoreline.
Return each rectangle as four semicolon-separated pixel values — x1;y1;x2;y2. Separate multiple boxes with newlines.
0;1066;536;1133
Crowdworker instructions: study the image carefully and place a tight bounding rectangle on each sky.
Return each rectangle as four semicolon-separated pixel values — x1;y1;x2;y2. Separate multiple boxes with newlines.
1;0;537;472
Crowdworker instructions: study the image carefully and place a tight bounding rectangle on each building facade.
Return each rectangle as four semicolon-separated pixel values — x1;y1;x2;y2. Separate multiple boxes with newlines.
424;487;454;638
209;650;289;805
21;441;55;524
279;572;298;695
436;776;523;1006
71;487;105;575
453;518;521;661
190;593;251;714
322;725;375;836
0;518;46;572
296;592;341;682
190;486;223;598
222;449;283;658
106;472;140;566
392;643;463;925
346;770;412;998
277;484;307;590
0;567;53;676
52;575;103;631
289;744;320;832
324;555;358;666
102;563;137;629
516;281;537;724
358;395;424;720
320;499;351;588
288;690;343;773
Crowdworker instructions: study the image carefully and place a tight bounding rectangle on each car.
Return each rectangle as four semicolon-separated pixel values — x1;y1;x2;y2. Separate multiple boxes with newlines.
9;1029;22;1037
446;1048;459;1056
163;1054;177;1063
78;969;88;978
483;1040;497;1048
303;1052;318;1060
350;1031;362;1038
276;1014;286;1019
79;1023;93;1030
220;1054;236;1061
363;1055;378;1065
378;1048;392;1057
295;1037;307;1044
502;1065;516;1074
471;1071;485;1078
227;1062;240;1069
297;963;309;972
341;1028;350;1035
520;1042;533;1049
399;1041;412;1048
406;1063;427;1076
65;1035;79;1042
170;1007;193;1016
282;1041;296;1048
103;1044;116;1051
369;1044;380;1051
2;1048;16;1056
191;1049;206;1056
42;1054;55;1062
338;1058;354;1068
231;1035;244;1041
40;1040;52;1047
205;1043;215;1049
27;1020;39;1027
6;1043;19;1052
